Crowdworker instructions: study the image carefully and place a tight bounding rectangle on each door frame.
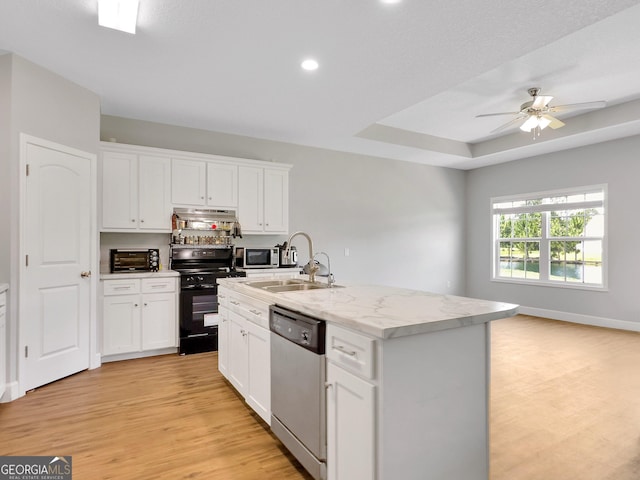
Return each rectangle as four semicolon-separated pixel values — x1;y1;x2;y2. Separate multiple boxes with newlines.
18;133;99;397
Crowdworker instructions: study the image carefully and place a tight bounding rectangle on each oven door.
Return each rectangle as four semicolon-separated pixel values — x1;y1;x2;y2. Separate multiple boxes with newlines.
179;286;219;353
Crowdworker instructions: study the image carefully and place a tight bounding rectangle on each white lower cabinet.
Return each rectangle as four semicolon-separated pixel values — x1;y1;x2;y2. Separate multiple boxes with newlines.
326;323;376;480
218;286;271;425
102;277;178;358
326;363;376;480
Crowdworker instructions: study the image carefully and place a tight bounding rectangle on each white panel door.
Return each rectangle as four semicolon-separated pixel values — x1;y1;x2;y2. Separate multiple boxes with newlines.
22;137;93;391
245;321;271;424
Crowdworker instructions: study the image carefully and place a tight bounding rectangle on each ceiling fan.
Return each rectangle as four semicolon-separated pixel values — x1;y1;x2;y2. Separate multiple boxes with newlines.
476;87;607;138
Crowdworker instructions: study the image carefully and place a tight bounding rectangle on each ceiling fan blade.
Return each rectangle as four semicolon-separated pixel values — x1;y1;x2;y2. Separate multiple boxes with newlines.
475;112;521;118
490;115;527;134
542;114;565;129
531;95;553;109
548;100;607;113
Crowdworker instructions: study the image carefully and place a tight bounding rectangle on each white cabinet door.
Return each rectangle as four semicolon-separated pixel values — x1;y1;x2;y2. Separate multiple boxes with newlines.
218;306;230;377
0;292;6;398
138;155;171;230
102;151;137;229
207;162;238;208
228;311;249;394
245;319;271;424
141;292;176;350
238;166;264;232
327;363;376;480
264;168;289;233
172;158;206;206
103;295;141;355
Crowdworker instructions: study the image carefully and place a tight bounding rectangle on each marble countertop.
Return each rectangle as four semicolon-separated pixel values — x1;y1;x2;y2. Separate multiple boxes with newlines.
217;277;518;339
100;270;180;280
0;283;8;294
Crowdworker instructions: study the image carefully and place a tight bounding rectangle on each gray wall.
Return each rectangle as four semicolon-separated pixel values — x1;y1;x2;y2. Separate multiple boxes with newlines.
101;115;467;293
466;134;640;329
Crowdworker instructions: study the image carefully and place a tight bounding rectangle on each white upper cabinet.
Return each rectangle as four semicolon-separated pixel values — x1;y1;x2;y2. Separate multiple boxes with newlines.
100;142;290;234
172;158;239;209
207;162;238;209
171;158;207;206
101;150;171;232
239;165;289;234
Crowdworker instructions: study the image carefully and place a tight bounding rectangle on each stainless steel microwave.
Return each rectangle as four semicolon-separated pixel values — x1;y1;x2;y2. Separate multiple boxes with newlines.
110;249;160;273
235;247;279;269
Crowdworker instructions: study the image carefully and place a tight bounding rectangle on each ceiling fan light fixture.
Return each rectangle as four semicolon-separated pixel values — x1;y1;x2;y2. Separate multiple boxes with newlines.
520;115;551;133
98;0;139;34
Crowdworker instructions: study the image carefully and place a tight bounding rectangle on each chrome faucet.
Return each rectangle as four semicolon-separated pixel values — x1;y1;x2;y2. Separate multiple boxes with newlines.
285;231;319;282
313;251;335;287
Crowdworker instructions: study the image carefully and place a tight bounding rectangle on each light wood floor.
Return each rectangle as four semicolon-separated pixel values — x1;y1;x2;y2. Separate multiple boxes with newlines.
1;315;639;479
491;315;640;480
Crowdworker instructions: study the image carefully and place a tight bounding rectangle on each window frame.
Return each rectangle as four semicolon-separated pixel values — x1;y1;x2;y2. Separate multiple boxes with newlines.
490;184;608;291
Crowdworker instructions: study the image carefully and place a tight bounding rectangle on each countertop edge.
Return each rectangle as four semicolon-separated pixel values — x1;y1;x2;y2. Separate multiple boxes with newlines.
217;278;519;339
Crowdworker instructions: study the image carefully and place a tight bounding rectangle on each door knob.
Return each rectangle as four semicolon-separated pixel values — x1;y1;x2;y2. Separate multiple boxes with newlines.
80;271;91;278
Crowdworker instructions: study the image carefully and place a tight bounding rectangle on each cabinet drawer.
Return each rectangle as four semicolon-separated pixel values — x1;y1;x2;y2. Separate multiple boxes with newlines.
326;324;376;380
226;292;269;329
141;277;175;293
103;279;141;296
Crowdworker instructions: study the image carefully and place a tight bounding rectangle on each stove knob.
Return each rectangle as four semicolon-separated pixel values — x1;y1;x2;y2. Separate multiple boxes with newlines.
187;276;194;283
197;276;204;282
301;331;309;343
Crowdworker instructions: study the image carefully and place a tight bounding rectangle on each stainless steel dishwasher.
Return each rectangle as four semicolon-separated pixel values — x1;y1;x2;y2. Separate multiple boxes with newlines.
270;304;327;480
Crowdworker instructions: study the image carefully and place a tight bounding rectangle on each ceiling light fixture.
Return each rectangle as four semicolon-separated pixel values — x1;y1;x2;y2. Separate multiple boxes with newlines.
301;59;319;71
98;0;140;34
520;114;552;139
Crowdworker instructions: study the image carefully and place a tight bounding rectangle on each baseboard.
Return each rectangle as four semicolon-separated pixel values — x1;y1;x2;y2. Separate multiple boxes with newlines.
101;347;178;363
519;306;640;332
0;381;22;403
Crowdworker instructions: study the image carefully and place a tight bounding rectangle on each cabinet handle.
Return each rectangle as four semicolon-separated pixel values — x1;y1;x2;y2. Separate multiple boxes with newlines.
325;382;333;390
333;345;357;356
150;284;165;288
144;303;148;307
134;303;139;307
241;329;247;337
230;300;240;305
140;219;145;223
113;286;132;290
131;219;135;222
80;271;91;278
249;309;262;316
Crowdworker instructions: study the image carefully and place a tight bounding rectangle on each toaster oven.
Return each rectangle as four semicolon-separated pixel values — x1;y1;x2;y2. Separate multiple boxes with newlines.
110;249;160;273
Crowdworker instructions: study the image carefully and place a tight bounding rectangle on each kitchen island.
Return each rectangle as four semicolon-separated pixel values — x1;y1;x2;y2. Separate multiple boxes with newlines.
217;277;517;480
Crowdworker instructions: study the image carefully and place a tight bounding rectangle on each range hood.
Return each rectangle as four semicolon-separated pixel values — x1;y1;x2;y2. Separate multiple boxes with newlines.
173;208;237;223
173;208;238;231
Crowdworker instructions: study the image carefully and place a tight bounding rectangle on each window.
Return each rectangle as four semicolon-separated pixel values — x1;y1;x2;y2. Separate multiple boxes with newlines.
492;185;606;289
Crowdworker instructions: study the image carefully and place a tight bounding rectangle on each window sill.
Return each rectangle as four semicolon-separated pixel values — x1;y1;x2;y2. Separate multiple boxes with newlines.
491;277;608;292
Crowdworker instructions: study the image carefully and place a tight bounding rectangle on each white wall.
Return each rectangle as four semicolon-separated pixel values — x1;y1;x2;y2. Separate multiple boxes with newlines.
101;115;467;293
466;134;640;330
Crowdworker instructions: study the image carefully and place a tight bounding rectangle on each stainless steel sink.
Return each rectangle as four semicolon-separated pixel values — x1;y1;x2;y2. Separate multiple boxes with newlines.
245;278;343;293
246;278;308;288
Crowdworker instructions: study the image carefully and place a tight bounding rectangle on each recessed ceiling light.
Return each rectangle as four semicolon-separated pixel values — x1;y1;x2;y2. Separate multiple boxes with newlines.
301;59;319;71
380;0;402;4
